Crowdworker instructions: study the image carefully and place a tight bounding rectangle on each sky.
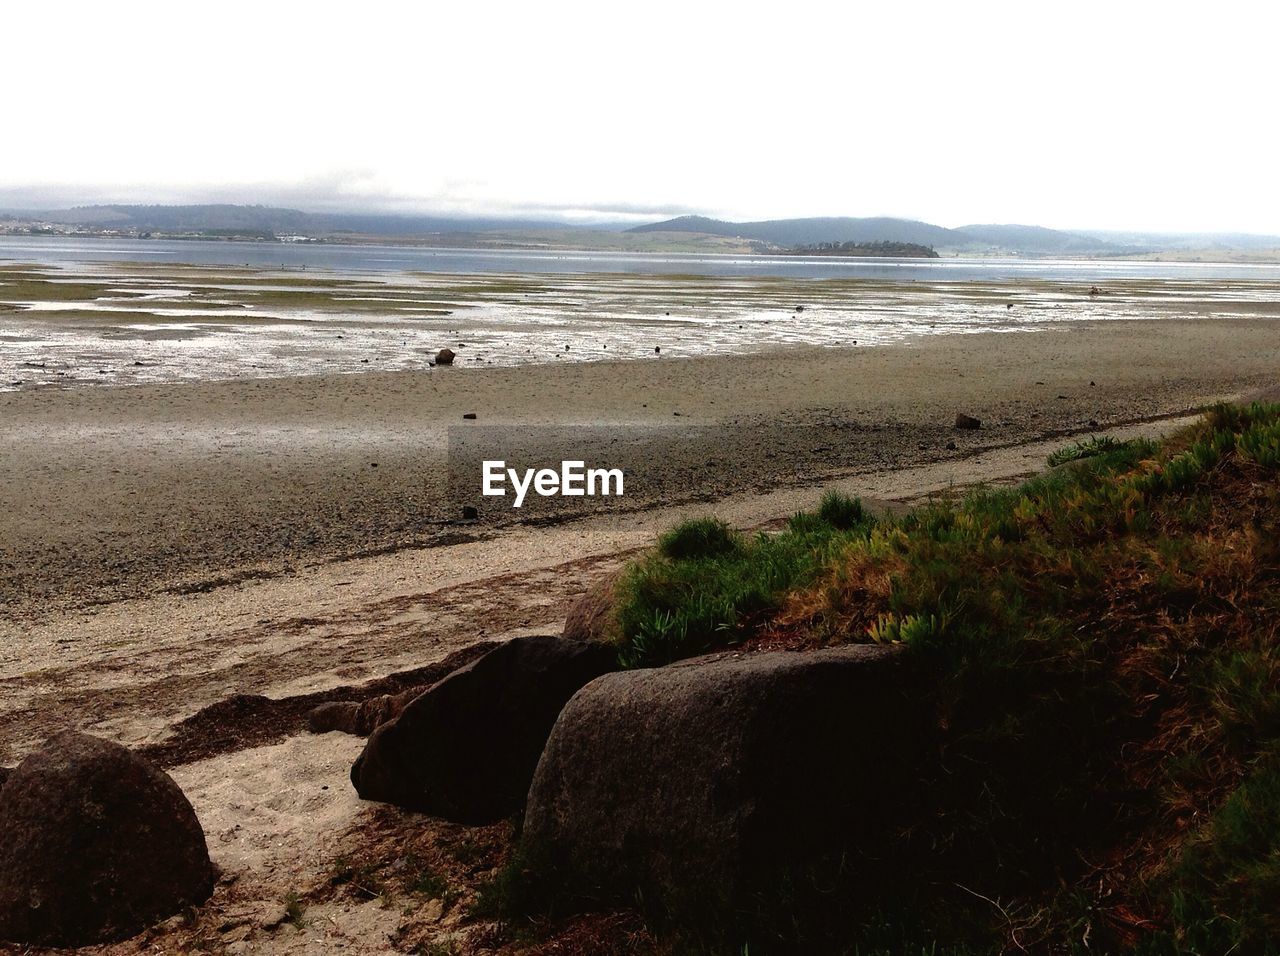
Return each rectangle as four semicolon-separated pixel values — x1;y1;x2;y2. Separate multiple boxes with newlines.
6;1;1278;233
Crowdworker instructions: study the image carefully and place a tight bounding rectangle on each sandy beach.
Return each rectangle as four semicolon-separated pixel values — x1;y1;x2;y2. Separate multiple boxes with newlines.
0;312;1276;953
3;317;1278;619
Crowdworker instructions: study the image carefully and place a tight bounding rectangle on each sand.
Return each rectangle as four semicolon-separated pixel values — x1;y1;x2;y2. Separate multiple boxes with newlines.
3;318;1277;621
2;312;1277;951
3;316;1277;763
0;414;1216;954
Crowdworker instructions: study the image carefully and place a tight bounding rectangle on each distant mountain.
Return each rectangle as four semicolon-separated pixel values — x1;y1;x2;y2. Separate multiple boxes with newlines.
954;224;1117;255
631;215;959;248
1089;229;1280;251
630;215;1128;256
2;204;622;237
6;204;1278;257
35;204;318;233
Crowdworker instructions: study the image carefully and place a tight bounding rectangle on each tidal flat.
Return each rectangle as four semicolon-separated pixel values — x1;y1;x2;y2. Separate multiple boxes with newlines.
4;262;1280;390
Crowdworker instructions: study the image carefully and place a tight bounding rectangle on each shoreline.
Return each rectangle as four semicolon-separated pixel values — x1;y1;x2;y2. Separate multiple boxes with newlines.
3;317;1278;620
6;231;1280;265
0;411;1205;766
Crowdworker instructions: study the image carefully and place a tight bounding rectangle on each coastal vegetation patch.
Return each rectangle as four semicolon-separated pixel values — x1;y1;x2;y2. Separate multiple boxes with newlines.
525;403;1280;952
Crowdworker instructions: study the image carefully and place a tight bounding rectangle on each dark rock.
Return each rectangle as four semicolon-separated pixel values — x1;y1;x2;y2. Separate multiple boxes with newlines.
307;701;364;734
435;348;456;365
654;346;661;354
304;644;500;741
562;569;623;644
309;680;433;737
954;412;982;430
0;767;9;791
461;505;479;520
0;733;215;947
462;412;477;420
351;636;616;822
946;441;958;450
522;645;927;920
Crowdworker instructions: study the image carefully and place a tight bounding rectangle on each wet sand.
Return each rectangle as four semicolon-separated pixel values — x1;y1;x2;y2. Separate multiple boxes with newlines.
2;317;1277;619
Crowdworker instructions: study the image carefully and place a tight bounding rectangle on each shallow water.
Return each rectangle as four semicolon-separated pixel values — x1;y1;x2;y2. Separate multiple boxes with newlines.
1;252;1278;391
6;234;1280;281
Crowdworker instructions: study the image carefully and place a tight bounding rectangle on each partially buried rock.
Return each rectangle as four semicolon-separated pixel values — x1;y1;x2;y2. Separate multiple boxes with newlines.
522;645;928;922
562;569;624;644
309;680;439;737
0;732;216;947
954;411;982;430
350;636;616;823
435;347;456;365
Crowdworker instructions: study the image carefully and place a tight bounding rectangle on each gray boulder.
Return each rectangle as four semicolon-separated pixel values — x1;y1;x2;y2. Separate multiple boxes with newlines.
0;733;215;947
561;569;624;644
522;645;927;919
351;636;616;822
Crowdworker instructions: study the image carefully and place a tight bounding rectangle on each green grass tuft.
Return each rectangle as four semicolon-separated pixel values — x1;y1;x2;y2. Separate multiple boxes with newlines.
657;517;743;561
616;507;875;668
1047;434;1127;467
817;490;868;530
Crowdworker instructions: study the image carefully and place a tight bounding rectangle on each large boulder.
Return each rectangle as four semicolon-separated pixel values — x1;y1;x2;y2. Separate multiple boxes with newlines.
561;568;624;644
522;645;928;921
351;636;616;822
0;733;216;947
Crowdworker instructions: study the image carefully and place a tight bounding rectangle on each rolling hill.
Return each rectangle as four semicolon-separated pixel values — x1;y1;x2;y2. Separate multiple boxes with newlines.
630;215;1123;255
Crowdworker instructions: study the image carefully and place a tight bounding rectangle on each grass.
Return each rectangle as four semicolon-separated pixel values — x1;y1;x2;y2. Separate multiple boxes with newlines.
595;403;1280;952
614;494;873;668
1046;433;1125;467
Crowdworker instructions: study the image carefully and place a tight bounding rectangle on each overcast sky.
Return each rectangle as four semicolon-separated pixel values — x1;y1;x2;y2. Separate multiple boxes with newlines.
6;1;1277;233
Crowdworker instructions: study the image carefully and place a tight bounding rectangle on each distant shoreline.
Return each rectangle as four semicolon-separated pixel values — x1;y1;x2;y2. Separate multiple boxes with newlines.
6;227;1280;264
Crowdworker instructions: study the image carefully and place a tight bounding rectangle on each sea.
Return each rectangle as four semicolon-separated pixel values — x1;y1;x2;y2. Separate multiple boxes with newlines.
2;236;1277;390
